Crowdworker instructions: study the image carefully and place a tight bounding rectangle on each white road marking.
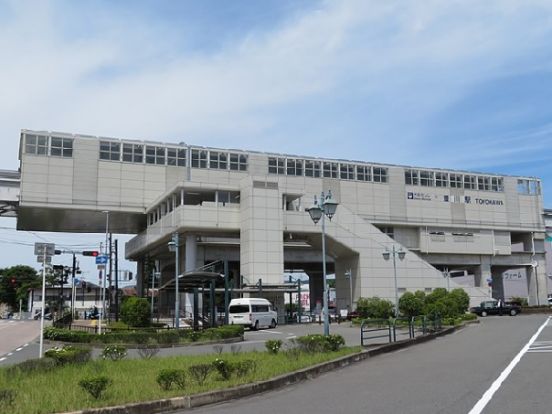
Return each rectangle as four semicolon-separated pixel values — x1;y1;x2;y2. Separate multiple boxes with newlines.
15;347;23;352
7;353;13;356
527;350;552;353
0;357;6;362
468;316;550;414
23;343;29;347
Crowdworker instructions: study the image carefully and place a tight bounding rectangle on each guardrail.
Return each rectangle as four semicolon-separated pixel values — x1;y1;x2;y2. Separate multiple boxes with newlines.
361;314;443;346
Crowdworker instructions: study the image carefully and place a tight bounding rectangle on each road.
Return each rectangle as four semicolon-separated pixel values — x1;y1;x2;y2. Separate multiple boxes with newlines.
0;320;366;366
0;319;40;363
182;315;551;414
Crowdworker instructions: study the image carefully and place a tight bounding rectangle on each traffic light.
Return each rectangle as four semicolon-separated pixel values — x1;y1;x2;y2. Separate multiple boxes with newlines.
82;251;99;257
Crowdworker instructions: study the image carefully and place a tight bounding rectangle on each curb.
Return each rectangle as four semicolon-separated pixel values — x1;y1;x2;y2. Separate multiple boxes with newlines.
58;323;469;414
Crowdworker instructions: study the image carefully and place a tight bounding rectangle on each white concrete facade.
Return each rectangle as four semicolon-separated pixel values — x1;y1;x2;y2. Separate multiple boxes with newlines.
17;130;548;310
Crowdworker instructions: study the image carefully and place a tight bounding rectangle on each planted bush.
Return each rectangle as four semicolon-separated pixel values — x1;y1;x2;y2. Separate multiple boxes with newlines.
156;369;186;391
234;360;256;377
78;376;111;399
45;345;91;365
188;364;212;386
294;334;346;353
265;339;283;354
137;339;160;359
101;345;127;361
212;358;233;380
326;334;346;351
356;297;394;319
6;358;56;376
120;297;151;327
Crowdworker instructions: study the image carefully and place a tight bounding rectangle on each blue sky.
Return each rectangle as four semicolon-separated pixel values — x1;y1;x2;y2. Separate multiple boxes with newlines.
1;0;552;280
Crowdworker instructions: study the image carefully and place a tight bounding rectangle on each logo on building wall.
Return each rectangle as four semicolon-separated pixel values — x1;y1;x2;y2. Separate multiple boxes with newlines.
407;193;503;206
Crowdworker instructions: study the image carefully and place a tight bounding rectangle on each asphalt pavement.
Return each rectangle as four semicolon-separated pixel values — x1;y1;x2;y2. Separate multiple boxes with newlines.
183;314;551;414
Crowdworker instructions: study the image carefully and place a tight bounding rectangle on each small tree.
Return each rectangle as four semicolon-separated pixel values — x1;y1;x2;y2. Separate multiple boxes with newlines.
356;297;394;319
399;292;424;318
120;297;150;327
449;288;470;314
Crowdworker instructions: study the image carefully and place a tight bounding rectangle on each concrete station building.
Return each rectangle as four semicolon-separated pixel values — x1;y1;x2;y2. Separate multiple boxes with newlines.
15;130;548;319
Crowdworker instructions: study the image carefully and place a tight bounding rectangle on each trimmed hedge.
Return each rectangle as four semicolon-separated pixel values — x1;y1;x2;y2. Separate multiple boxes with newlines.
43;325;244;345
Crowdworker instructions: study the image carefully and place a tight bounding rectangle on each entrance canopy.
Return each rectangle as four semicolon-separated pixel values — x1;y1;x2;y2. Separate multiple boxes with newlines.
159;271;223;291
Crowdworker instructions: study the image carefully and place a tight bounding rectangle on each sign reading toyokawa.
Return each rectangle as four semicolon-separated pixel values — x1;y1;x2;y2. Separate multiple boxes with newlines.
407;192;504;206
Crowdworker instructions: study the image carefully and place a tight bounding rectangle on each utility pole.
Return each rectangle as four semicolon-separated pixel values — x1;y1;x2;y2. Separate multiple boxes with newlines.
114;239;119;321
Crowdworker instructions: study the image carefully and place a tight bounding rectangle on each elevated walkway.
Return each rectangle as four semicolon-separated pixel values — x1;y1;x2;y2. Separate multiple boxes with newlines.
0;169;20;217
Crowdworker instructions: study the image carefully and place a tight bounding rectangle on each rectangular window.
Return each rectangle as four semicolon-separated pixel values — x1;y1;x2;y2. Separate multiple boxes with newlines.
286;159;303;176
435;172;448;187
229;153;247;171
478;176;490;191
356;165;371;181
146;146;166;165
50;137;73;157
323;162;338;178
529;180;540;195
420;170;434;186
463;175;476;190
450;174;462;188
166;148;186;166
491;177;504;192
305;160;321;177
122;143;144;163
405;169;418;185
99;141;120;161
25;134;49;155
209;151;228;170
340;163;355;180
373;167;388;183
191;149;208;168
268;157;284;174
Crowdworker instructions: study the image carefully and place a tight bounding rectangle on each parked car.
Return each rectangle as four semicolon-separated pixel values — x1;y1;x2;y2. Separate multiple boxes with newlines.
470;300;521;317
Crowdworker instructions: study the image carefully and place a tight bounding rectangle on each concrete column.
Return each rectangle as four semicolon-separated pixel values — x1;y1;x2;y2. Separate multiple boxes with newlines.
527;258;548;306
185;234;197;272
491;268;504;300
307;271;323;313
184;234;197;318
475;258;491;288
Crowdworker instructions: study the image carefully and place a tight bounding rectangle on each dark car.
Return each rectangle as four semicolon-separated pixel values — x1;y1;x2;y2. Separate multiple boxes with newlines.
470;300;521;317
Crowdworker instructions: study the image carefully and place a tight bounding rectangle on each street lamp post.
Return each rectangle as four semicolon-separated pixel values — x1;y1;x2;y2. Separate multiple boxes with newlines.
382;245;405;317
168;233;180;329
306;190;338;337
345;269;353;312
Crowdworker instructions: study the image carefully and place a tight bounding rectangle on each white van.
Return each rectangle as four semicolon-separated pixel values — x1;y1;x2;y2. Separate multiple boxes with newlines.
228;298;278;330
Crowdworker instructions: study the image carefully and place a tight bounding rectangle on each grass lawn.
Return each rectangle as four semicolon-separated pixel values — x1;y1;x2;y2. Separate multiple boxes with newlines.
0;347;360;414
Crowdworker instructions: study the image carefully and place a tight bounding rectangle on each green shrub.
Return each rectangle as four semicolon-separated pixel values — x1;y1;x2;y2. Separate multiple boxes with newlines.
212;358;233;380
265;339;283;354
399;291;425;317
120;297;151;327
101;345;127;361
0;389;16;406
137;339;160;359
509;296;528;306
449;289;470;314
462;312;477;321
156;369;186;391
78;376;111;399
356;297;394;319
5;357;57;376
294;334;346;353
43;327;92;343
326;334;346;351
234;359;256;377
44;345;91;365
188;364;212;386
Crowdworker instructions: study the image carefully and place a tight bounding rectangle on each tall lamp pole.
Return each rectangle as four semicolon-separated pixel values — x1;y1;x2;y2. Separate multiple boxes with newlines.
307;190;338;337
382;245;405;317
168;233;180;328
